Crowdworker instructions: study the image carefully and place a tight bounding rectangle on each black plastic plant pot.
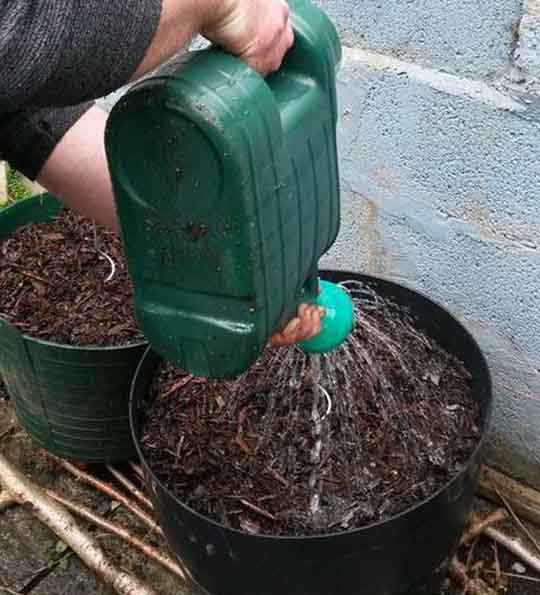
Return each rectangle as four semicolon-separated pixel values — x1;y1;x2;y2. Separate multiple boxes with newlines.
0;194;147;462
130;270;492;595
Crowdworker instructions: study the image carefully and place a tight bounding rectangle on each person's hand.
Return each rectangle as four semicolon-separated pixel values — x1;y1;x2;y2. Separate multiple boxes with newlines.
202;0;294;76
270;304;325;347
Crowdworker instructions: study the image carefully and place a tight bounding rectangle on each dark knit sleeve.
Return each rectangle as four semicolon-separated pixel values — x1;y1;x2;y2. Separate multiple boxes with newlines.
0;0;162;179
0;103;93;179
0;0;162;110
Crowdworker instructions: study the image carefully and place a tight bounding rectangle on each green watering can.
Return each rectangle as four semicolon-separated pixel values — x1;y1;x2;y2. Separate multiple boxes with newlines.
105;0;353;378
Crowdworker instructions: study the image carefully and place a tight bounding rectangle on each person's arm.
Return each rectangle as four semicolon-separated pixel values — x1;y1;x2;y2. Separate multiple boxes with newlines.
0;0;292;112
34;0;293;227
0;0;164;192
135;0;294;79
0;0;161;111
1;0;293;211
36;105;115;229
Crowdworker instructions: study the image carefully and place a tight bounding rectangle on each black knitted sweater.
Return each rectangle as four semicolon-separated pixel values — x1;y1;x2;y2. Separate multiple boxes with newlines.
0;0;161;177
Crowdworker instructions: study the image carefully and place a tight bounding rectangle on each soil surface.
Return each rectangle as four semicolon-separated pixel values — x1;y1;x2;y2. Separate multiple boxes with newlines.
141;286;482;537
0;208;143;347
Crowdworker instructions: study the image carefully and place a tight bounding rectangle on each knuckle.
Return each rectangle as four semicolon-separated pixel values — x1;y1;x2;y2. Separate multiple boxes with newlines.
251;58;267;76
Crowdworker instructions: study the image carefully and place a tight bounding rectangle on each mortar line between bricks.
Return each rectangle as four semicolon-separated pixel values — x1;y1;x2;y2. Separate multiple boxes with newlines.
341;46;527;113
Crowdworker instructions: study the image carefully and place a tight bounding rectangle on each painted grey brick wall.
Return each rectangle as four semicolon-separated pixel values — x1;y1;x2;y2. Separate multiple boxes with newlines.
318;16;540;485
317;0;540;487
316;0;523;79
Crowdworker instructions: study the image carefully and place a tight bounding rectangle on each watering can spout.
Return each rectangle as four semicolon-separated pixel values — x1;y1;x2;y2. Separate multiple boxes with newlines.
300;280;354;354
105;0;343;378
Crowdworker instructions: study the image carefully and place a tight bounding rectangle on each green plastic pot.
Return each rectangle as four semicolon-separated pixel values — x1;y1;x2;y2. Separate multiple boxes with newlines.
0;194;147;462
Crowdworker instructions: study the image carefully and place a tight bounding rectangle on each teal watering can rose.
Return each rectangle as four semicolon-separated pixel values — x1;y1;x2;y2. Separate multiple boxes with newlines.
106;0;348;377
300;280;355;354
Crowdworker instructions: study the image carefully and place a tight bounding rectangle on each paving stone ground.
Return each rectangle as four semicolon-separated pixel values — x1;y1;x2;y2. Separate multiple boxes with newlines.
1;395;539;595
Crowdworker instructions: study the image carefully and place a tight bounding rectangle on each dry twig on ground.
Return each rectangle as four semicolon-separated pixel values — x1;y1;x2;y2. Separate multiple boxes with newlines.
449;557;497;595
59;459;163;537
130;462;144;480
106;465;153;511
46;489;186;581
478;466;540;528
494;486;540;557
484;569;540;584
460;509;508;546
484;525;540;574
0;453;156;595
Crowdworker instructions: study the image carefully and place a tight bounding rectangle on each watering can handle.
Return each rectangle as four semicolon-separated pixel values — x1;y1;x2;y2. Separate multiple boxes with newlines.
281;0;342;84
204;0;341;91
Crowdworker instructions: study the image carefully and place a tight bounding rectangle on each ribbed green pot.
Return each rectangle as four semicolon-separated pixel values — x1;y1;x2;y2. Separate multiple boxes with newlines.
0;194;147;462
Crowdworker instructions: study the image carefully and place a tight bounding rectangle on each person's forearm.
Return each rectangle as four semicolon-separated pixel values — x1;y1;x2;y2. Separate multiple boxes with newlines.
132;0;218;79
134;0;293;79
37;106;118;231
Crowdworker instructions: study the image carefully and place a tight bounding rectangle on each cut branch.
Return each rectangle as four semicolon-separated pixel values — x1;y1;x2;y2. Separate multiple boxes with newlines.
106;466;153;511
59;459;163;538
484;525;540;574
0;453;156;595
130;462;144;480
448;557;497;595
494;485;540;557
46;489;186;581
478;466;540;528
460;509;508;546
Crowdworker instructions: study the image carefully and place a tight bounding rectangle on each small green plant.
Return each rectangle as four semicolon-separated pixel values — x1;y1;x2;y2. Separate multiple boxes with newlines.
7;168;33;203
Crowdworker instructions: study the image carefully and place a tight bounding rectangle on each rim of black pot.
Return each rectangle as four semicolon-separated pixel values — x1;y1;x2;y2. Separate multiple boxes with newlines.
130;271;493;541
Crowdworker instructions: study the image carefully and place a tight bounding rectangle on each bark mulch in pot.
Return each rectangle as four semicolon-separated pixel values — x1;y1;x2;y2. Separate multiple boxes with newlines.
141;289;482;537
0;208;143;347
